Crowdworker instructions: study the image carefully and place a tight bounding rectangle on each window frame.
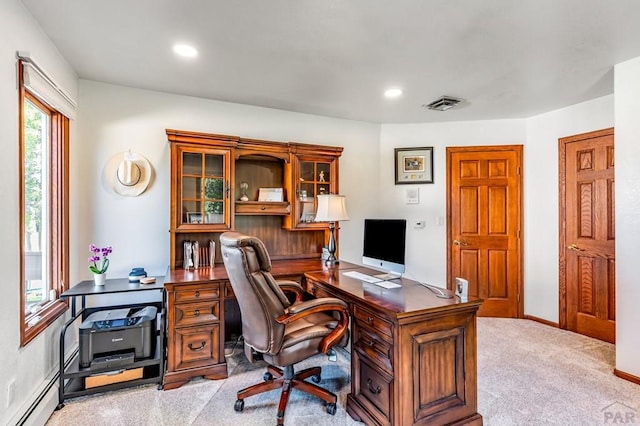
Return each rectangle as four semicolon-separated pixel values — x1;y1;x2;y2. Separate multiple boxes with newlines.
19;60;69;346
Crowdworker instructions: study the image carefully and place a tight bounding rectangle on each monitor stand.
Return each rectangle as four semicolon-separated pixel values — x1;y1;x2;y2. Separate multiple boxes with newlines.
373;271;402;281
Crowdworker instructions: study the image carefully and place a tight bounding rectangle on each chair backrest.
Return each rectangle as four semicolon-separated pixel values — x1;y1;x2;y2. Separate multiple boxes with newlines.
220;232;291;355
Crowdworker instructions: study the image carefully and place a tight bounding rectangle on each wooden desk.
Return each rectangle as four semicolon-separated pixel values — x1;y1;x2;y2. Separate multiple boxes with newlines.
162;259;359;390
304;267;483;426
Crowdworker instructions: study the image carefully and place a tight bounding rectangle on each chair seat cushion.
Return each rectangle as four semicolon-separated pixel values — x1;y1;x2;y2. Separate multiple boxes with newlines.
263;312;337;367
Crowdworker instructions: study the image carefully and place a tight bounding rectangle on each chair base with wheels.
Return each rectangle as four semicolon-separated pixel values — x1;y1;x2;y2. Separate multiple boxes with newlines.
234;363;337;424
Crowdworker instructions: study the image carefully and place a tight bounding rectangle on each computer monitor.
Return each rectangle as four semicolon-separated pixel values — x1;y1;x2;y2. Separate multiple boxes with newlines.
362;218;407;280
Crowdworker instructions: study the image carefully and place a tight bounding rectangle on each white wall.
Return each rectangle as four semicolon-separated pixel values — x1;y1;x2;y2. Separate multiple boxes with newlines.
77;80;381;291
524;96;614;321
614;57;640;378
379;120;526;286
0;1;78;425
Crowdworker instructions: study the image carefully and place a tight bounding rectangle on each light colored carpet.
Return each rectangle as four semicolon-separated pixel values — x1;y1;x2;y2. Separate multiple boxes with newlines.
46;318;640;425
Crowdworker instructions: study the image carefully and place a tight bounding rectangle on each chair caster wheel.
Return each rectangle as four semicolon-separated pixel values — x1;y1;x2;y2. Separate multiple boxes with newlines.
263;372;273;381
326;402;337;415
234;399;245;412
312;374;321;383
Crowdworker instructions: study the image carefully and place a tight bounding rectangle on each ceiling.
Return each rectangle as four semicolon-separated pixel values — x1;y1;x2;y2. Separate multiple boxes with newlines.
21;0;640;123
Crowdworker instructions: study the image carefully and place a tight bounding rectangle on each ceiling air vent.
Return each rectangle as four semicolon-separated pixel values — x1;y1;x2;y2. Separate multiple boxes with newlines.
422;96;464;111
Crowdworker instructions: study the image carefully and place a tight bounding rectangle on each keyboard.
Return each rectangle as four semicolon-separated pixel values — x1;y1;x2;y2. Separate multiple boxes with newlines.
342;270;382;283
371;280;401;289
343;271;402;289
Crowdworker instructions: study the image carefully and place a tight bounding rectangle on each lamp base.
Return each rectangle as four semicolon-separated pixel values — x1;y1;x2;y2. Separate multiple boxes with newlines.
324;258;340;266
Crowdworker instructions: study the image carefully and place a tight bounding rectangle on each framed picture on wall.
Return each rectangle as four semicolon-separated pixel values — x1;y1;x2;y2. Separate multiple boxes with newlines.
394;147;434;184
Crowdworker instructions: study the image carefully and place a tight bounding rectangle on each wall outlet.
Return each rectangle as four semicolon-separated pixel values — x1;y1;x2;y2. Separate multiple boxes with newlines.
7;379;15;407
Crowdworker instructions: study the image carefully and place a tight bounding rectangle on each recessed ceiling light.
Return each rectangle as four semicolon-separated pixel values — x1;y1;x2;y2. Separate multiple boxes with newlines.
384;88;403;98
173;44;198;58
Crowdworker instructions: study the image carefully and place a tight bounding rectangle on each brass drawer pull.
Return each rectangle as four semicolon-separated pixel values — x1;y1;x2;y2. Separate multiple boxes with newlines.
367;378;381;395
188;341;206;351
195;291;200;297
367;316;373;324
194;309;200;316
261;206;266;210
367;340;375;347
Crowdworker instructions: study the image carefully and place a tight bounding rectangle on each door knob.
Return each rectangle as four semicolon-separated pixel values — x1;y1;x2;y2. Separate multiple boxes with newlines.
453;239;469;246
567;244;585;251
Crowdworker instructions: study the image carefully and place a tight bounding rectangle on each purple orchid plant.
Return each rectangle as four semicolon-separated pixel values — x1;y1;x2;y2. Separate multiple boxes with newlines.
88;244;112;274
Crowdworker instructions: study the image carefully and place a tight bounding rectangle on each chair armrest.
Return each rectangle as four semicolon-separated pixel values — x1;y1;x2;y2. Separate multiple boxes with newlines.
276;298;349;354
277;280;304;303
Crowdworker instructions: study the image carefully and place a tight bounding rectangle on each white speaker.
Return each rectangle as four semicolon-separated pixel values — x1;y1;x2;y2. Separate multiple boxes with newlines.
455;277;468;302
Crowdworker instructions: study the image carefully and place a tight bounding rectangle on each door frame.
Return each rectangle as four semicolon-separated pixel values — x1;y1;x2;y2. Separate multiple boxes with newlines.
446;145;524;318
558;127;614;330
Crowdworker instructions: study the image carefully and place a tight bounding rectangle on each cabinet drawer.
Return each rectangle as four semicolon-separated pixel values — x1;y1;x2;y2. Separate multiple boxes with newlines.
174;301;220;327
235;201;291;215
355;354;393;424
174;285;220;303
354;306;393;342
174;324;220;371
354;323;393;372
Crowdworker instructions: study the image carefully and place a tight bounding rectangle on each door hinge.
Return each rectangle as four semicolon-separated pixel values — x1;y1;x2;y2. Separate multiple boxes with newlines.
517;166;521;175
517;293;520;302
517;230;520;239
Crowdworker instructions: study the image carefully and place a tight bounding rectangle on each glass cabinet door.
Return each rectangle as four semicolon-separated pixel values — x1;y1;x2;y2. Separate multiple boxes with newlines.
295;159;334;227
179;148;230;228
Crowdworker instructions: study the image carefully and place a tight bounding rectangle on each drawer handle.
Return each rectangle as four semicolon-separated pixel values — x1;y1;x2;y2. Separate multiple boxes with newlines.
195;291;200;298
367;378;381;395
194;309;200;316
261;206;266;210
188;341;206;351
367;340;375;348
367;316;373;324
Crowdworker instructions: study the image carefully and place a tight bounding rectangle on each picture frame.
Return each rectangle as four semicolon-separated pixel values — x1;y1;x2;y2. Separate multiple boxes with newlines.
258;187;284;202
187;212;203;224
394;147;434;184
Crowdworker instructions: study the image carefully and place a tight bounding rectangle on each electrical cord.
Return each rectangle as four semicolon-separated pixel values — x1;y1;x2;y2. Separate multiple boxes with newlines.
401;270;454;299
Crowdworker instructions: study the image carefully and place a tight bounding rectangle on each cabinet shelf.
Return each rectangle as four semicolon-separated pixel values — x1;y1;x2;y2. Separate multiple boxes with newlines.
235;201;291;216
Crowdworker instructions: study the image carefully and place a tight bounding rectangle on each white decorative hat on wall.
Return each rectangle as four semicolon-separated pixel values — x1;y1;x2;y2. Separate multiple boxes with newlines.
104;151;152;196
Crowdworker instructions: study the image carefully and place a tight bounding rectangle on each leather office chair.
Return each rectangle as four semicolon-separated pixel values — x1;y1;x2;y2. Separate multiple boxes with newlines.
220;232;349;425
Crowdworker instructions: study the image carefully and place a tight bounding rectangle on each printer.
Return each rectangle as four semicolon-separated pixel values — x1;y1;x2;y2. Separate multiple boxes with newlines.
79;306;157;368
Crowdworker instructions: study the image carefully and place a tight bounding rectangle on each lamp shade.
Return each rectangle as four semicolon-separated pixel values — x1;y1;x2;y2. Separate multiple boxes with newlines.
315;194;349;222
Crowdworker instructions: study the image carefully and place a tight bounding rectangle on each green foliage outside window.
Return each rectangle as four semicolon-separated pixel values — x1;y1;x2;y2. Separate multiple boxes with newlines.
23;100;44;251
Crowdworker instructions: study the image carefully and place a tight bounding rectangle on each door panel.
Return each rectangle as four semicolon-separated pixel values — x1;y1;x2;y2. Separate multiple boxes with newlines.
447;146;523;318
559;128;615;343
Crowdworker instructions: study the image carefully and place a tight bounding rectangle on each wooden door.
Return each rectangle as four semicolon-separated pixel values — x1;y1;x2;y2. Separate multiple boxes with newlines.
559;128;615;343
447;146;523;317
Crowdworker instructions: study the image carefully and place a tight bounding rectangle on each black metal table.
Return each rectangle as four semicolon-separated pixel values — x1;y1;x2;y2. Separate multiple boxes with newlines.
57;277;165;408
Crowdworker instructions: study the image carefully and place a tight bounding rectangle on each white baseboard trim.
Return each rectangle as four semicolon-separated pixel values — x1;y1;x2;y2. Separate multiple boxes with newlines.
9;371;58;426
10;343;78;426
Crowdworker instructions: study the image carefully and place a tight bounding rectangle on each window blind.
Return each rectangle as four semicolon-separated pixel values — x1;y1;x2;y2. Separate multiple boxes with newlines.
17;52;77;120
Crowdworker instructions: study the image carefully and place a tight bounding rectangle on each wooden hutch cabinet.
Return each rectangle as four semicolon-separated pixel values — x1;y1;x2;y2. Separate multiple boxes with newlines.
164;129;343;389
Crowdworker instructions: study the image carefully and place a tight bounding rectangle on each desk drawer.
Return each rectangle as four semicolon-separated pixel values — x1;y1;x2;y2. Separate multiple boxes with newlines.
224;282;235;299
174;301;220;327
354;353;393;424
174;285;219;303
174;324;220;371
354;323;393;372
354;306;393;342
307;282;335;299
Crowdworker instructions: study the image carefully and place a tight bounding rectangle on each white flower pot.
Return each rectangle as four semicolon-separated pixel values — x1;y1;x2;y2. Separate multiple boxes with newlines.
93;273;106;286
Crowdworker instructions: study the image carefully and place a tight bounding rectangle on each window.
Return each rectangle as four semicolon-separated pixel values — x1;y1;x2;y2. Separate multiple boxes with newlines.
19;60;69;346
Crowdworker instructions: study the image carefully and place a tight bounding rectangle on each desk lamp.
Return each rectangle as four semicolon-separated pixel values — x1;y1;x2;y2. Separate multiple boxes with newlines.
315;194;349;265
